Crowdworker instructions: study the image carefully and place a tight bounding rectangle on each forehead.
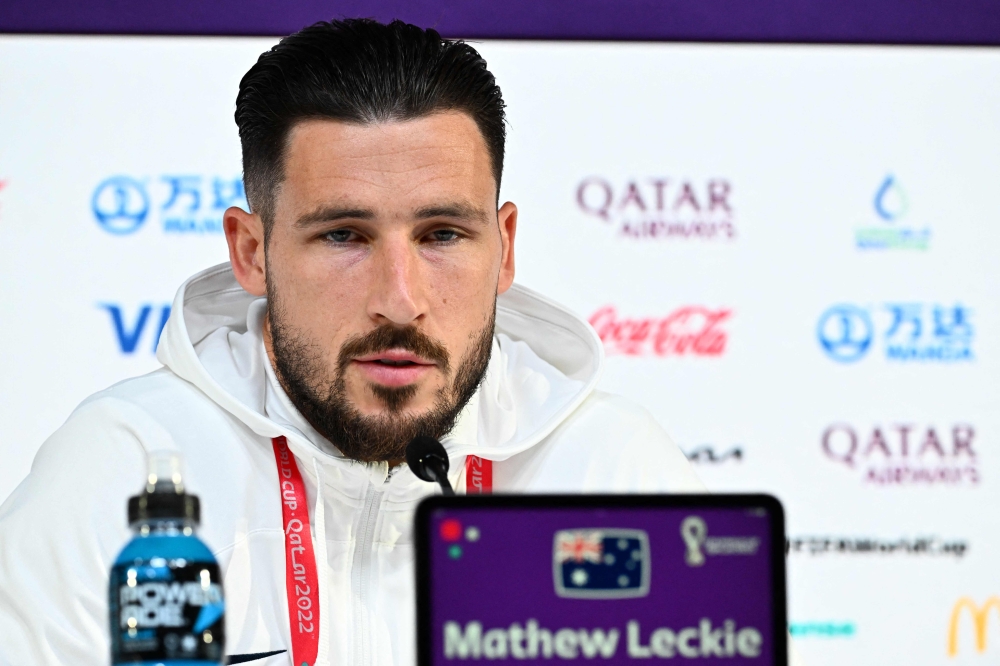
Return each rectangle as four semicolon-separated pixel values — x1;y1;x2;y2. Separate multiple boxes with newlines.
277;112;495;213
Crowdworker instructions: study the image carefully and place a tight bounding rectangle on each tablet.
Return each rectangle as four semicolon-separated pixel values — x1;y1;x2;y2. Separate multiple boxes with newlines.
415;494;786;665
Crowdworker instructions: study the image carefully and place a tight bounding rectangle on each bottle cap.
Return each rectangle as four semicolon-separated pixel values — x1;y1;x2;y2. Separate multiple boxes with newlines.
128;451;200;526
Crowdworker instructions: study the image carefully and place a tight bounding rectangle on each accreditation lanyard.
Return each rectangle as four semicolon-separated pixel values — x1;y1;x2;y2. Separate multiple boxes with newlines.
272;436;320;666
464;455;493;494
272;437;493;666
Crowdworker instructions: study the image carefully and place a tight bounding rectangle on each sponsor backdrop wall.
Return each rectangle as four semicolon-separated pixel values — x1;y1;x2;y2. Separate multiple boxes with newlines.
2;35;1000;665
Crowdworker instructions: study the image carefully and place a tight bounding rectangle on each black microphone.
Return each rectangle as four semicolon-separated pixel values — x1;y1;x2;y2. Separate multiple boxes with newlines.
406;435;455;496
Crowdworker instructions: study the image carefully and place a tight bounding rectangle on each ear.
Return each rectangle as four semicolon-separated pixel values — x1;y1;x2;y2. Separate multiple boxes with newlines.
224;206;267;296
496;201;517;295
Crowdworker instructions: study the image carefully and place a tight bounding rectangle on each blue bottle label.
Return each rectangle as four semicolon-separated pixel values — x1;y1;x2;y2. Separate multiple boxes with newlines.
109;558;225;664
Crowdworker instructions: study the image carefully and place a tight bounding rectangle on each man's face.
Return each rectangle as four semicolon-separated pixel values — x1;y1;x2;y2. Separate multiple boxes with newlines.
226;111;516;462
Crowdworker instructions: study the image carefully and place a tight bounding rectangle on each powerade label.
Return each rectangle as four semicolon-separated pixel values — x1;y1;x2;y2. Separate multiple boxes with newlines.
109;558;225;664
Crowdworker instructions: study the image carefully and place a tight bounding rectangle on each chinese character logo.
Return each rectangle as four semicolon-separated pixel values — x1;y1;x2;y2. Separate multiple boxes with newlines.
817;305;873;363
161;175;245;233
817;303;973;363
92;176;150;235
91;174;246;235
552;529;650;599
884;303;973;361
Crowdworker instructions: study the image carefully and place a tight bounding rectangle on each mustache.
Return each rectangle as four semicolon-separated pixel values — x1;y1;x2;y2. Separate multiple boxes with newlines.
337;324;451;375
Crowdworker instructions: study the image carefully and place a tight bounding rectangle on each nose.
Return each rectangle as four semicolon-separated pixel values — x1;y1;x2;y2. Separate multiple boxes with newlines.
366;233;426;326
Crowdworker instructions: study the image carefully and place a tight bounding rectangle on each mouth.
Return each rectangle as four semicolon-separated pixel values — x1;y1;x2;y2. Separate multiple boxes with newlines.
352;350;437;387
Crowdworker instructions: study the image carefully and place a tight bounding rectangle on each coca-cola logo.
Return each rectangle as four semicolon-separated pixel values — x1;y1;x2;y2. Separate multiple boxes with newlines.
576;177;736;241
821;423;979;486
588;306;731;357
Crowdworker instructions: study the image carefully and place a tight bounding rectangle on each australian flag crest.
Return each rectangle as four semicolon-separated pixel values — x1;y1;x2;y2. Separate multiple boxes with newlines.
552;529;651;599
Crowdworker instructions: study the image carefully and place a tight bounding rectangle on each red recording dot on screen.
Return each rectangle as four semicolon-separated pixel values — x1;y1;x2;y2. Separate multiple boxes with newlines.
440;519;463;542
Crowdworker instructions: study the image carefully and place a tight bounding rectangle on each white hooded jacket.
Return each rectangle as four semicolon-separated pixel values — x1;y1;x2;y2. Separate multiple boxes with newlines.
0;263;704;665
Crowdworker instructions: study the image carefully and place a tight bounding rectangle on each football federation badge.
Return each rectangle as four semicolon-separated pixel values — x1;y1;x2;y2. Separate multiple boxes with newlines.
552;529;651;599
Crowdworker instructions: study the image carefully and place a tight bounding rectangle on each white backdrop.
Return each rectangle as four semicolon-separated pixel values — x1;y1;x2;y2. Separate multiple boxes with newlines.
2;36;1000;665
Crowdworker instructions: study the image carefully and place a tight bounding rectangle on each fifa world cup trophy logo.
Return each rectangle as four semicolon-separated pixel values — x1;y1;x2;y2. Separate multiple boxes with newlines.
681;516;708;567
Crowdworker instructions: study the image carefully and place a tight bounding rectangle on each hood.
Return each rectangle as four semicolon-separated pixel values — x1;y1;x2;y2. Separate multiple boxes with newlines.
156;262;604;462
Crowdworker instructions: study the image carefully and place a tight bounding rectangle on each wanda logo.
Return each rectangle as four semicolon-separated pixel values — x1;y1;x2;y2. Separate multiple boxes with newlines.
588;306;731;356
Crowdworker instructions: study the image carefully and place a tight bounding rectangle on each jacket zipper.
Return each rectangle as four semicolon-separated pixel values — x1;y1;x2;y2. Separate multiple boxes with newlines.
352;483;384;666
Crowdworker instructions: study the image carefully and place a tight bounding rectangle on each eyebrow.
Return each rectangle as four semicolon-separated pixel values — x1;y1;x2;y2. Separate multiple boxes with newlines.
414;203;492;224
294;202;493;228
293;205;375;228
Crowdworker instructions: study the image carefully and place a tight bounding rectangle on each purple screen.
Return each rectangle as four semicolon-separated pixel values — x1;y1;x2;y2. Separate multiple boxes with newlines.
427;506;776;664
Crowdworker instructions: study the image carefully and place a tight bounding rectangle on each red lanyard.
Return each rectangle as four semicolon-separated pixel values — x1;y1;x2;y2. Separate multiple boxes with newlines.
272;437;320;666
272;438;492;665
465;455;492;493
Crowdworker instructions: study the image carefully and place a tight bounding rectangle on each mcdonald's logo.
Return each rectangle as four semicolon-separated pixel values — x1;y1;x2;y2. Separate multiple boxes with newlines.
948;597;1000;656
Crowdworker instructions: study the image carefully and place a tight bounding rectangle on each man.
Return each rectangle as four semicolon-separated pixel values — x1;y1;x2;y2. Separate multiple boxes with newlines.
0;19;702;665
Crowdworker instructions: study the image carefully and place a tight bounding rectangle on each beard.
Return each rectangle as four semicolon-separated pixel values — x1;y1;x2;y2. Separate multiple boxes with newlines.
267;289;495;463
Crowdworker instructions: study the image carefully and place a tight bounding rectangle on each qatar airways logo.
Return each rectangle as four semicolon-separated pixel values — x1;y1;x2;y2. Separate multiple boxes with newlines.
576;177;736;241
589;306;731;357
822;423;979;486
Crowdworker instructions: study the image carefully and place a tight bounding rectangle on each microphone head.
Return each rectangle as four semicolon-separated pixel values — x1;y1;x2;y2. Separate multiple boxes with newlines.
406;435;450;483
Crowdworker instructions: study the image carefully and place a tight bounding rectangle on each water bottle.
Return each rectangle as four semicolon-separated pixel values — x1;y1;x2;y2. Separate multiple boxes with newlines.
109;451;226;664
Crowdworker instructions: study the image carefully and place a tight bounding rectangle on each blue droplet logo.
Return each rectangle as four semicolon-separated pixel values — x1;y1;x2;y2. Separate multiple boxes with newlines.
873;175;909;222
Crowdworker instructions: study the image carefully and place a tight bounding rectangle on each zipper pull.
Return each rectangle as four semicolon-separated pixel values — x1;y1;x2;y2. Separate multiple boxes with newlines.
367;460;390;487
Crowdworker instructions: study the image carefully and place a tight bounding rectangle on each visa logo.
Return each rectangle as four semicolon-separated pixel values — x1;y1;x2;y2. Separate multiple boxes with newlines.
99;303;171;354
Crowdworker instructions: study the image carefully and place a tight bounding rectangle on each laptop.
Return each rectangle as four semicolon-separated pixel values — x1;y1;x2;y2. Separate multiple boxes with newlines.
415;494;787;665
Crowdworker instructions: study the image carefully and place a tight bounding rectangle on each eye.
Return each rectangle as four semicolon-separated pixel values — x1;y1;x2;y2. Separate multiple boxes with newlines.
324;228;357;243
428;229;459;243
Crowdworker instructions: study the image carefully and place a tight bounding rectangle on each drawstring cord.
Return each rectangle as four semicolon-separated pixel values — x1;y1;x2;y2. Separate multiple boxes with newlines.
312;458;331;666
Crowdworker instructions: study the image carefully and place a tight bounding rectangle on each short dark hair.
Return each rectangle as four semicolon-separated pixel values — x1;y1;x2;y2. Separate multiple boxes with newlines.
235;18;507;231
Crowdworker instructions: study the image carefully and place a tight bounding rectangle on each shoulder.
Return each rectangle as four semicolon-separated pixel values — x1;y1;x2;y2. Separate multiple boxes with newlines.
496;391;705;493
0;366;275;641
23;371;185;492
60;368;257;461
79;367;218;424
20;369;226;478
7;368;265;545
11;369;228;510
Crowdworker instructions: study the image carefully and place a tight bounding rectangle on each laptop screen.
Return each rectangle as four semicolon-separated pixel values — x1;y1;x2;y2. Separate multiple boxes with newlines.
415;495;786;665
